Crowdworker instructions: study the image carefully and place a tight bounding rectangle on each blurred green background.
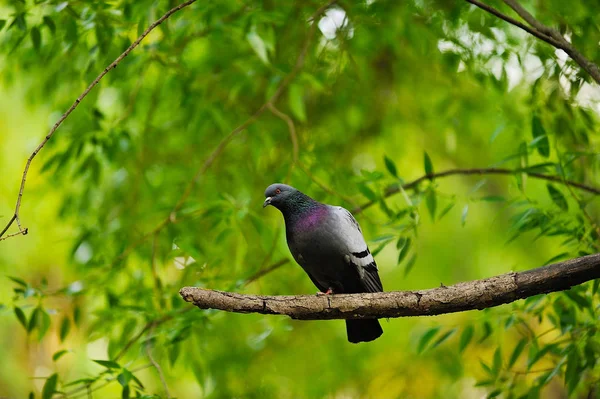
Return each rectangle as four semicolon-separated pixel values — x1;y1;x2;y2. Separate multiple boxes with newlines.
1;0;599;398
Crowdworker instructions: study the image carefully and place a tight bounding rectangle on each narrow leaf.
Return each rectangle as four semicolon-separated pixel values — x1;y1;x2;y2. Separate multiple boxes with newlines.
546;184;568;211
424;152;434;176
14;307;27;330
418;326;440;353
53;349;69;362
425;190;436;220
31;27;41;50
8;276;27;287
93;359;121;369
60;316;70;342
508;338;527;368
431;328;456;349
461;204;469;226
246;29;269;64
531;115;550;157
288;84;306;122
384;155;398;177
459;325;474;353
41;373;58;399
403;254;417;276
397;238;411;265
43;16;55;34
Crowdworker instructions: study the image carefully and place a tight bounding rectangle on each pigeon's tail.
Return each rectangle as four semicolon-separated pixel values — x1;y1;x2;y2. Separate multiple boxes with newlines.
346;319;383;343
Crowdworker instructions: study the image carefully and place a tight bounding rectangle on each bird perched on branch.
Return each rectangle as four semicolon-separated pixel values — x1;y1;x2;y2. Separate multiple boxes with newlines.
263;183;384;343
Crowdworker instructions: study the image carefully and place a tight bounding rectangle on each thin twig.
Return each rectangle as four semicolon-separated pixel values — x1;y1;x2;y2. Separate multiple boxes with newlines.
0;226;27;241
267;103;299;165
0;0;199;241
355;167;600;214
145;324;171;399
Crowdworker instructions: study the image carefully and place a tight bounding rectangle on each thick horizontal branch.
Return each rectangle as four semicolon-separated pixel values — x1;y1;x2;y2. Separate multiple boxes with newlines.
180;253;600;320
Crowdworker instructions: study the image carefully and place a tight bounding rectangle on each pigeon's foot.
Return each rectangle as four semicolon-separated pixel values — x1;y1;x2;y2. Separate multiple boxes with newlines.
316;288;334;295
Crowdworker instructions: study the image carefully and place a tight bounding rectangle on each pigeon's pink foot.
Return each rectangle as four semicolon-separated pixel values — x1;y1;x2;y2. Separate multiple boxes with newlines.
316;288;334;295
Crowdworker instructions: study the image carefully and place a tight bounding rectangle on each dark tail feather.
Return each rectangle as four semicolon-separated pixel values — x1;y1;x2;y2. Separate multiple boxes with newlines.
346;319;383;343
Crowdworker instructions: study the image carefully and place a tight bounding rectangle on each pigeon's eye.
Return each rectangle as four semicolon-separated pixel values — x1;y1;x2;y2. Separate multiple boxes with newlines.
275;188;281;195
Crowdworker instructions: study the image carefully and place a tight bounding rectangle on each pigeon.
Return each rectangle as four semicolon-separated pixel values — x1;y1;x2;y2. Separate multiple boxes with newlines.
263;183;383;343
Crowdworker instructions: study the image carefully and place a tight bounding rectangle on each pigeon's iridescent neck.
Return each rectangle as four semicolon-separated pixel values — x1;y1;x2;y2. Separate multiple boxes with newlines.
291;205;328;231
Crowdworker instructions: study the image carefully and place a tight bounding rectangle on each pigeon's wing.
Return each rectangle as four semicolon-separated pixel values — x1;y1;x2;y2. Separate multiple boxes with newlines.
331;206;383;293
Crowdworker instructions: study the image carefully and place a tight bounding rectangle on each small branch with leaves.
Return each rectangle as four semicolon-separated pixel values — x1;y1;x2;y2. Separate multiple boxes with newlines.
466;0;600;84
180;253;600;320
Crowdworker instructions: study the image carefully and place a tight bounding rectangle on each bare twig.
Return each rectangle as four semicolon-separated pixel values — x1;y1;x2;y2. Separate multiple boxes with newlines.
268;103;299;165
355;167;600;213
145;324;171;399
0;225;27;241
0;0;199;241
180;253;600;320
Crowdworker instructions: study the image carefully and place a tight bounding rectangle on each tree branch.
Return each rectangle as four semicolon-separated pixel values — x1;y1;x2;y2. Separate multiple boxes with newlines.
180;253;600;320
0;0;198;241
466;0;600;84
354;167;600;214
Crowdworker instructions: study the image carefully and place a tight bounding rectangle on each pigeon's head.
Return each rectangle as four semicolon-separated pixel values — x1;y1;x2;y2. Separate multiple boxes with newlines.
263;183;299;210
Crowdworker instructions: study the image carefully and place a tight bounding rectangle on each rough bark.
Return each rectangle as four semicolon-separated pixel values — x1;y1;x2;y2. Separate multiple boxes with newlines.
180;253;600;320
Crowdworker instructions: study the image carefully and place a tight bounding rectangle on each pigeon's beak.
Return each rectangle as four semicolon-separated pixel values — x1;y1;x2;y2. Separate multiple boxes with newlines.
263;197;272;208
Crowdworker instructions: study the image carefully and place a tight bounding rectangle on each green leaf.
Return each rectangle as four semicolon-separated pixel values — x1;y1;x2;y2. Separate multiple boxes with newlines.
0;20;6;31
532;115;550;157
246;29;269;64
563;289;590;310
93;359;121;369
461;204;468;226
403;254;417;276
28;307;39;333
417;326;440;353
288;84;306;122
459;325;474;353
30;27;41;50
546;184;568;211
425;189;436;220
358;184;377;201
508;338;527;368
397;237;411;266
117;369;133;387
492;347;502;376
52;349;69;362
43;16;55;34
480;195;505;202
431;328;456;349
424;152;434;176
37;308;51;340
527;344;554;370
565;347;581;394
60;316;70;342
41;373;58;399
479;321;492;343
384;155;398;177
438;202;455;221
8;276;27;287
487;389;502;399
14;307;27;330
